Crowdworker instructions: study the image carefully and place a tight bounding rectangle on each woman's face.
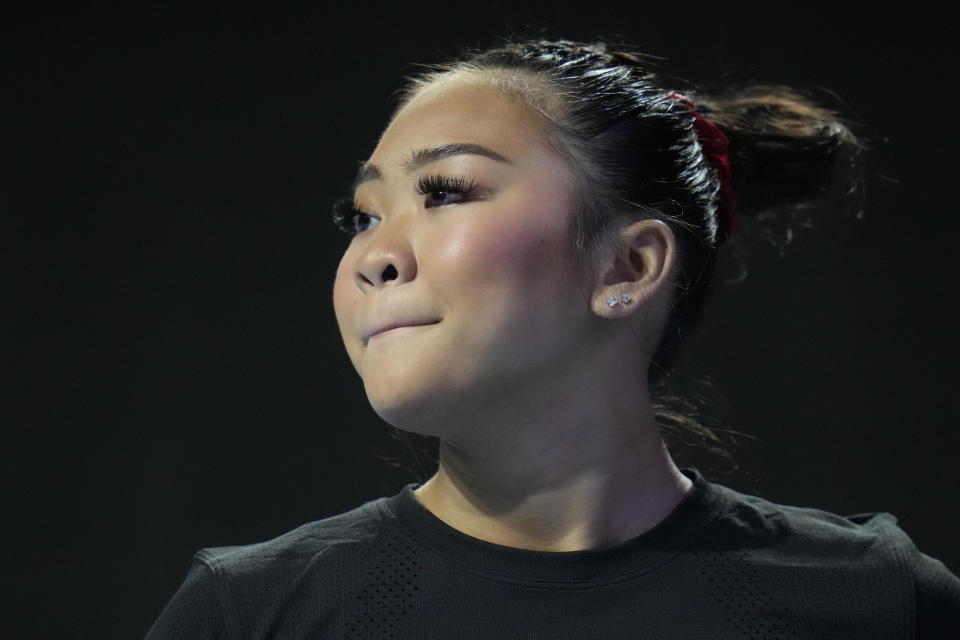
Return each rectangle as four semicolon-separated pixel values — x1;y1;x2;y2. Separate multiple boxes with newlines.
333;77;601;435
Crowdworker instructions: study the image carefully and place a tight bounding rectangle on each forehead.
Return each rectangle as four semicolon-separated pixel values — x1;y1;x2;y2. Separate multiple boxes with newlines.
369;75;554;166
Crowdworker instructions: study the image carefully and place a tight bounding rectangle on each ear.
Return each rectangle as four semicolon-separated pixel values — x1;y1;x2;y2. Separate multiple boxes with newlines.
589;218;676;318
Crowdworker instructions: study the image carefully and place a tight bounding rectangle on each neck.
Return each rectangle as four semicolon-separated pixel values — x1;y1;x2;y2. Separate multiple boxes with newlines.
412;399;692;552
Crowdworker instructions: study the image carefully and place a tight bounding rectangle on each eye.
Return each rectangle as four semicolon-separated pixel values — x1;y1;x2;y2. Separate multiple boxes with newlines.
416;175;478;208
332;198;380;237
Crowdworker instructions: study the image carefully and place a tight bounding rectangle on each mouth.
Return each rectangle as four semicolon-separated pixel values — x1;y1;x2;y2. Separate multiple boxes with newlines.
365;320;440;344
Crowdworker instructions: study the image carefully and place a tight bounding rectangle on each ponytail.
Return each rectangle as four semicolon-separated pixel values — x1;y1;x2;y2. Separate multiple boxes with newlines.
694;85;863;219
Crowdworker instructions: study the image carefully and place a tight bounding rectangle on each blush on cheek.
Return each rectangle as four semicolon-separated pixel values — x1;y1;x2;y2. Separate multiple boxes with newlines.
440;204;571;286
432;208;579;362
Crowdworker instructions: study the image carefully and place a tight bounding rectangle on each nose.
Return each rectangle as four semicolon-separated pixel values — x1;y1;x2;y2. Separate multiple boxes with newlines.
353;224;418;291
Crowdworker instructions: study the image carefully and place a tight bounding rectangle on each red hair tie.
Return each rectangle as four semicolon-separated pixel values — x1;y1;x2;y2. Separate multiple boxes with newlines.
668;92;737;244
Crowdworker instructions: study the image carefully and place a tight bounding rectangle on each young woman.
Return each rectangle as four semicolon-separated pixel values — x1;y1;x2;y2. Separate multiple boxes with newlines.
148;39;960;638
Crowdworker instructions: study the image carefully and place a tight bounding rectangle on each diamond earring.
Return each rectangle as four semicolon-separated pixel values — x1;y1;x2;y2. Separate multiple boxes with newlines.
606;296;619;308
621;294;631;304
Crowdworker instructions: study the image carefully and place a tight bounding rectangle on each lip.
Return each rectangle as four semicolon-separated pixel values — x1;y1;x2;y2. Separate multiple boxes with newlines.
365;320;440;343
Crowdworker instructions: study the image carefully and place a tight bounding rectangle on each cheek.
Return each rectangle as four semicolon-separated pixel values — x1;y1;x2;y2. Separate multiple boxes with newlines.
332;253;360;338
433;200;577;317
451;191;572;281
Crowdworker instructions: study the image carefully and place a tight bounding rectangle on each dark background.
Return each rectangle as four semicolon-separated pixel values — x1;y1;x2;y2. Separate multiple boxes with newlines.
5;4;957;638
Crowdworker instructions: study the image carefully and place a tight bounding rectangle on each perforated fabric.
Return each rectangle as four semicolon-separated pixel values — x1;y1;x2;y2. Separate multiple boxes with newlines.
146;469;960;639
344;532;426;638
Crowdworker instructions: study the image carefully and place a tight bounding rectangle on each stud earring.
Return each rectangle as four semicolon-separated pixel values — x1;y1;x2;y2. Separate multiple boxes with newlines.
621;294;631;304
606;296;619;308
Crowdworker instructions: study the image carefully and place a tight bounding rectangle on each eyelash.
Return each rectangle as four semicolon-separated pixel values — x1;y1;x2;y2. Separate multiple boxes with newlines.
331;197;374;237
415;175;478;206
331;174;479;237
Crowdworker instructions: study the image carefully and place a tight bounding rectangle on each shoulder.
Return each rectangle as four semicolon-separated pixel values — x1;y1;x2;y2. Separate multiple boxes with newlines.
705;481;960;635
196;494;391;583
709;482;908;558
147;496;398;639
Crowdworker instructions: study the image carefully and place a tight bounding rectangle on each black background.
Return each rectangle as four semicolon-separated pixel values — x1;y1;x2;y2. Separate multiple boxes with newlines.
5;4;958;638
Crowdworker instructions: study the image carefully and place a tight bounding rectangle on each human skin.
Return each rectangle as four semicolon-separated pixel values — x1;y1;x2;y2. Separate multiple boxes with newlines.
332;73;692;552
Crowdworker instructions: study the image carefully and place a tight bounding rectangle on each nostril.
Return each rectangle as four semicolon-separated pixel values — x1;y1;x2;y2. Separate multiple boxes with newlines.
381;265;399;282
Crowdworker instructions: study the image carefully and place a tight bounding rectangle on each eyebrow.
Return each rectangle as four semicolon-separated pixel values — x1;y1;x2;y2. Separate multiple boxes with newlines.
351;143;511;191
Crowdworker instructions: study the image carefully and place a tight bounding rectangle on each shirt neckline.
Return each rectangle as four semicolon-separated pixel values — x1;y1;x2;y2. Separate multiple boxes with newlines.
382;468;725;586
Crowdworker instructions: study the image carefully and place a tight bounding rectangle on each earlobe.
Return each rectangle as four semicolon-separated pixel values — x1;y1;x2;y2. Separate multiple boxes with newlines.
590;218;675;318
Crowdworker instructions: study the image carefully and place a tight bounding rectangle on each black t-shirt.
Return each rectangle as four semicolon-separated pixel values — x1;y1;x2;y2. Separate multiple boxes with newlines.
146;469;960;638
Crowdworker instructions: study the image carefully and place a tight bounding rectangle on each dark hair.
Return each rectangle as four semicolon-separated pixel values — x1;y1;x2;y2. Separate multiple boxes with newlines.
371;38;863;480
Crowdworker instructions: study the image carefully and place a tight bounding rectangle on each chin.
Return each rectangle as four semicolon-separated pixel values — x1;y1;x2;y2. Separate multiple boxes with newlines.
363;377;461;438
